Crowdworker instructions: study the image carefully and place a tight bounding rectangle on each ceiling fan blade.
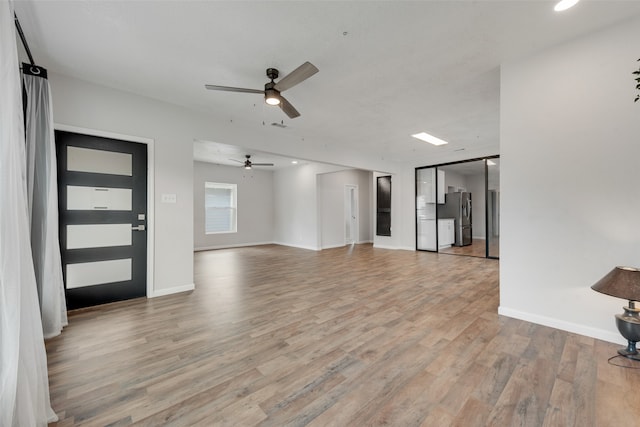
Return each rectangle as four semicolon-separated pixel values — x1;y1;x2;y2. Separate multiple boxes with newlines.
229;158;244;163
251;163;275;166
274;62;318;92
205;84;264;94
279;96;300;119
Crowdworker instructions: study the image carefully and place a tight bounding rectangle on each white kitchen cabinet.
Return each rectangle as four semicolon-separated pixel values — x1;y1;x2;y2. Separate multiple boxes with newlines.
438;218;455;248
417;168;436;204
417;219;437;251
421;169;445;204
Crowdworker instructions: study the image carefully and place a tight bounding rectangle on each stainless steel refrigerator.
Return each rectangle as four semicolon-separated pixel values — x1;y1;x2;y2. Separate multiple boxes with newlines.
438;192;472;246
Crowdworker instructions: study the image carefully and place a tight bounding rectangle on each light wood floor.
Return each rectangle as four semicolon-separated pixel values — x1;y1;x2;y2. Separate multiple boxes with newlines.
440;238;500;258
47;244;639;426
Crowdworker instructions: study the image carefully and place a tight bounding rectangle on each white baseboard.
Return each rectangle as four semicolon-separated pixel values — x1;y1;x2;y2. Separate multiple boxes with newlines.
498;306;624;346
373;244;415;251
194;241;272;251
272;242;320;251
150;283;195;298
373;244;395;250
322;243;348;250
197;241;375;251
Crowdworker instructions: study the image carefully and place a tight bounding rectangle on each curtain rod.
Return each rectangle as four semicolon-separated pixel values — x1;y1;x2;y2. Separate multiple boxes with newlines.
14;12;35;65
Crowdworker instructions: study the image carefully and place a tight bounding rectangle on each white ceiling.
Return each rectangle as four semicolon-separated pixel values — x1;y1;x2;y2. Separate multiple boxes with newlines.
193;139;314;170
13;1;640;169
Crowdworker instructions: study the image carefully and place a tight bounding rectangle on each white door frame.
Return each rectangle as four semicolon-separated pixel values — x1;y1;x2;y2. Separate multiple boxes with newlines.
54;123;155;298
345;185;358;245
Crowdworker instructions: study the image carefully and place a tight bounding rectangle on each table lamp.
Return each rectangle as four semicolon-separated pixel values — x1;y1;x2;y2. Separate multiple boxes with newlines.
591;266;640;360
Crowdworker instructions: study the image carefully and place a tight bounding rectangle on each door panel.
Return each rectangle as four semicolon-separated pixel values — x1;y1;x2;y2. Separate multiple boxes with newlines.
66;186;132;210
345;185;358;244
66;223;132;249
56;130;147;309
66;258;132;289
487;158;500;258
416;168;437;251
67;146;133;176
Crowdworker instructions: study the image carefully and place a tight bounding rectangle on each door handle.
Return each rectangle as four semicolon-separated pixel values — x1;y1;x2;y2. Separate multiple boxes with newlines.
132;225;145;231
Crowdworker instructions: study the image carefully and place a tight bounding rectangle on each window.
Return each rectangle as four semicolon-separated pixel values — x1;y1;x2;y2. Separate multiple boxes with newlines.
205;182;237;234
376;176;391;236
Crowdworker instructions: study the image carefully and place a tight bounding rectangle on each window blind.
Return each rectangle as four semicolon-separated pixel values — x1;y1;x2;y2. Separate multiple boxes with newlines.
205;182;237;233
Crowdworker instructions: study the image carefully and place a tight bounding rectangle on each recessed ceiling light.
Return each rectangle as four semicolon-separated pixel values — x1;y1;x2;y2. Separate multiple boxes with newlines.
487;160;496;166
411;132;449;146
554;0;580;12
291;160;298;164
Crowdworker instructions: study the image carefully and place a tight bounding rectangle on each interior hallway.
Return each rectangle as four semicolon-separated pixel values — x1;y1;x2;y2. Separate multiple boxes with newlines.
46;244;638;426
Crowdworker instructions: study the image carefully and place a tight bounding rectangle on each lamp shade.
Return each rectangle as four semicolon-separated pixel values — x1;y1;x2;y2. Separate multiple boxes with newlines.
591;266;640;301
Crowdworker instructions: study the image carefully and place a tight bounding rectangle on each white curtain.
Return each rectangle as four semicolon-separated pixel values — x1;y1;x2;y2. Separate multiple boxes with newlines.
0;1;58;425
24;68;68;339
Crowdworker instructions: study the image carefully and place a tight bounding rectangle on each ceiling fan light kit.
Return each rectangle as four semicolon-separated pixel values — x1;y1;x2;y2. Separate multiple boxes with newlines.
264;87;281;106
205;62;318;118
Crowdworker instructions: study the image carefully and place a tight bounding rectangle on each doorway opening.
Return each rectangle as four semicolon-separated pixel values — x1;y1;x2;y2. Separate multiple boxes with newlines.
345;185;358;244
415;156;499;259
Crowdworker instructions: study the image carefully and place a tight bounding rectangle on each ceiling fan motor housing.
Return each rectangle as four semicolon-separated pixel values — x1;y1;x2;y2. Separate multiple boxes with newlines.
266;68;279;80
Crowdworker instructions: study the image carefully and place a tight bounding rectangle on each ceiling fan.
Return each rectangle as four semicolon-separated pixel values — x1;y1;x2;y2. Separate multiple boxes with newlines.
205;62;319;118
230;155;274;170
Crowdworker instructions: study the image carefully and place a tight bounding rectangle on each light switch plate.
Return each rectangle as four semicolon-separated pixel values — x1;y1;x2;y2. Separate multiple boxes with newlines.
161;193;177;204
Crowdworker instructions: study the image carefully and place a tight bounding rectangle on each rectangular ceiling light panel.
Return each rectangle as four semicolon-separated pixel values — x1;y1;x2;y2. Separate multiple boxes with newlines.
411;132;448;146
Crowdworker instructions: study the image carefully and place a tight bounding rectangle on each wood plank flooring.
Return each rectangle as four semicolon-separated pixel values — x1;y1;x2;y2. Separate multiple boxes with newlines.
47;244;640;426
439;238;499;258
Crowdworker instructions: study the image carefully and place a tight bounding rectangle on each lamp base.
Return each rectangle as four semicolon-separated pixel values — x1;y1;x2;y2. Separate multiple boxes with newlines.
617;347;640;361
615;308;640;362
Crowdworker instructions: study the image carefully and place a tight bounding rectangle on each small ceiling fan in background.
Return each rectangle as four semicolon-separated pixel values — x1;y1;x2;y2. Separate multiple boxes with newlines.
230;155;274;170
205;62;319;118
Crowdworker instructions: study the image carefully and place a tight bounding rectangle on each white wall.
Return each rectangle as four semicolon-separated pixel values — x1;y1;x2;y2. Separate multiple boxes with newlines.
372;169;415;251
273;163;347;250
357;172;373;244
193;161;274;250
49;73;397;295
442;170;465;193
50;73;199;295
500;16;640;344
318;169;372;249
